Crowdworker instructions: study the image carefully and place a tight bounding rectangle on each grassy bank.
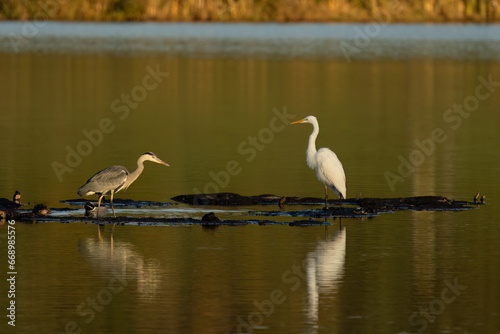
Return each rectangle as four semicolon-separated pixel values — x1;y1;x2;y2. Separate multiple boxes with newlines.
1;0;498;22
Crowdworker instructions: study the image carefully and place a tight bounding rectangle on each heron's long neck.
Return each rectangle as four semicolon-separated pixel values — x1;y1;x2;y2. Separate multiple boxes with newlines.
123;158;145;190
307;121;319;169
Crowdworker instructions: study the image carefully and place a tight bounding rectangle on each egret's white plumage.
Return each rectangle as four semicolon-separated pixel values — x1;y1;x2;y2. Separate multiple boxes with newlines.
291;116;346;208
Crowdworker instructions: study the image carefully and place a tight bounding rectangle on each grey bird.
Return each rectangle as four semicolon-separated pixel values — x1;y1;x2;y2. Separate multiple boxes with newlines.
84;202;108;218
77;152;169;217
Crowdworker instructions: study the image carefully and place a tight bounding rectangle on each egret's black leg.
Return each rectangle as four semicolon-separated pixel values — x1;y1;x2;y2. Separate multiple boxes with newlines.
324;185;328;210
323;185;328;219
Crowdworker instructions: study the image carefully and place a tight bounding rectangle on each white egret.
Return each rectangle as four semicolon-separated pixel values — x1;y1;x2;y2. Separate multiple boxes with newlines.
291;116;346;210
77;152;169;217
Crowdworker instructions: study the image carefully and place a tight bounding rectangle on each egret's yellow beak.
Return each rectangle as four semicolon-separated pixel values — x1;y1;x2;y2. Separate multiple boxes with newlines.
290;119;306;124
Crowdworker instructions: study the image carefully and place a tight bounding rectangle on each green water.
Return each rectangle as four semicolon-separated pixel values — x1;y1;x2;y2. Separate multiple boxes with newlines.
1;50;500;334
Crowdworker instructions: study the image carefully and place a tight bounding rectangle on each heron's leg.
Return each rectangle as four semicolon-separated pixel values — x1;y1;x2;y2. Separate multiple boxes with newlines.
97;194;105;218
110;191;116;218
97;194;104;208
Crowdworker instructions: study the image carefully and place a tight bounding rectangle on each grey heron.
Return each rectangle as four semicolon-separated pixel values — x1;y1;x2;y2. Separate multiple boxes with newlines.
291;116;346;211
77;152;169;217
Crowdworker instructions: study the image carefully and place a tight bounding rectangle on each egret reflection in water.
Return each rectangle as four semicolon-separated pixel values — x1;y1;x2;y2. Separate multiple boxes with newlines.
306;227;346;333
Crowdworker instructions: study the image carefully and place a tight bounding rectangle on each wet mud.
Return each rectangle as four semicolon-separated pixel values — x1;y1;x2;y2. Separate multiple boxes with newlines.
172;193;480;211
61;198;176;208
1;192;483;226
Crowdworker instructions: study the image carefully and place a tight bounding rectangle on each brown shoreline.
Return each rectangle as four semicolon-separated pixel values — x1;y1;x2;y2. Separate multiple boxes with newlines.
1;1;498;23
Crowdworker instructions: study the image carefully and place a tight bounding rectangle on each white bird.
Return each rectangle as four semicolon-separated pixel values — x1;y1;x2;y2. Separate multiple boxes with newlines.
77;152;169;217
291;116;346;210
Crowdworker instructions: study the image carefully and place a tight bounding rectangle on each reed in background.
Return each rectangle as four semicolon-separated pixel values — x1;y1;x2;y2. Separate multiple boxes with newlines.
1;0;498;22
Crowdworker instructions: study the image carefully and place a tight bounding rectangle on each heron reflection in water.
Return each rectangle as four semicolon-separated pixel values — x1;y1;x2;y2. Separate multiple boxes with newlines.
77;152;169;217
80;225;162;300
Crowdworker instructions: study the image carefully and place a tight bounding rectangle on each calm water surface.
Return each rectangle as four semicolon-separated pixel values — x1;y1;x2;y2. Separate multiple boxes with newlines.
0;23;499;334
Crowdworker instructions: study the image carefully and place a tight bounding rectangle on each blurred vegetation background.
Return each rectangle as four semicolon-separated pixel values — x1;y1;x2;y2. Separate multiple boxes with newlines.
1;0;499;22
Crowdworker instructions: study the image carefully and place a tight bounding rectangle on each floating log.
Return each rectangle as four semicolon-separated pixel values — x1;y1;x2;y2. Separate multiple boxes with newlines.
171;192;480;211
171;193;283;205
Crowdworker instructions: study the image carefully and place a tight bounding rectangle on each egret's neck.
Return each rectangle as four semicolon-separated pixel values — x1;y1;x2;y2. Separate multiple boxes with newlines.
306;120;319;169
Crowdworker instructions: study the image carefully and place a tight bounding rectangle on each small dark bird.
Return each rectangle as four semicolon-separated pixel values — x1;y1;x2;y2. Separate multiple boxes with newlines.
0;191;21;219
32;204;51;216
0;191;22;209
278;196;286;209
84;202;108;218
474;190;480;203
481;195;486;204
13;191;21;205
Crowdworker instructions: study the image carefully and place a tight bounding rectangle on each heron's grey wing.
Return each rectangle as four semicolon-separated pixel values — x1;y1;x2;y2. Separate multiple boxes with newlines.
78;166;129;196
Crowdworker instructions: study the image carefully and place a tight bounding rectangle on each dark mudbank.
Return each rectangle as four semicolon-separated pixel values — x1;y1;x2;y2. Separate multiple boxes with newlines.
172;192;479;211
2;192;482;226
61;198;176;208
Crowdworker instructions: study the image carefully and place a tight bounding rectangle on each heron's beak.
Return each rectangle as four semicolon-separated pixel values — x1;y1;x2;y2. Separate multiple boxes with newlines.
290;119;306;124
156;158;170;167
